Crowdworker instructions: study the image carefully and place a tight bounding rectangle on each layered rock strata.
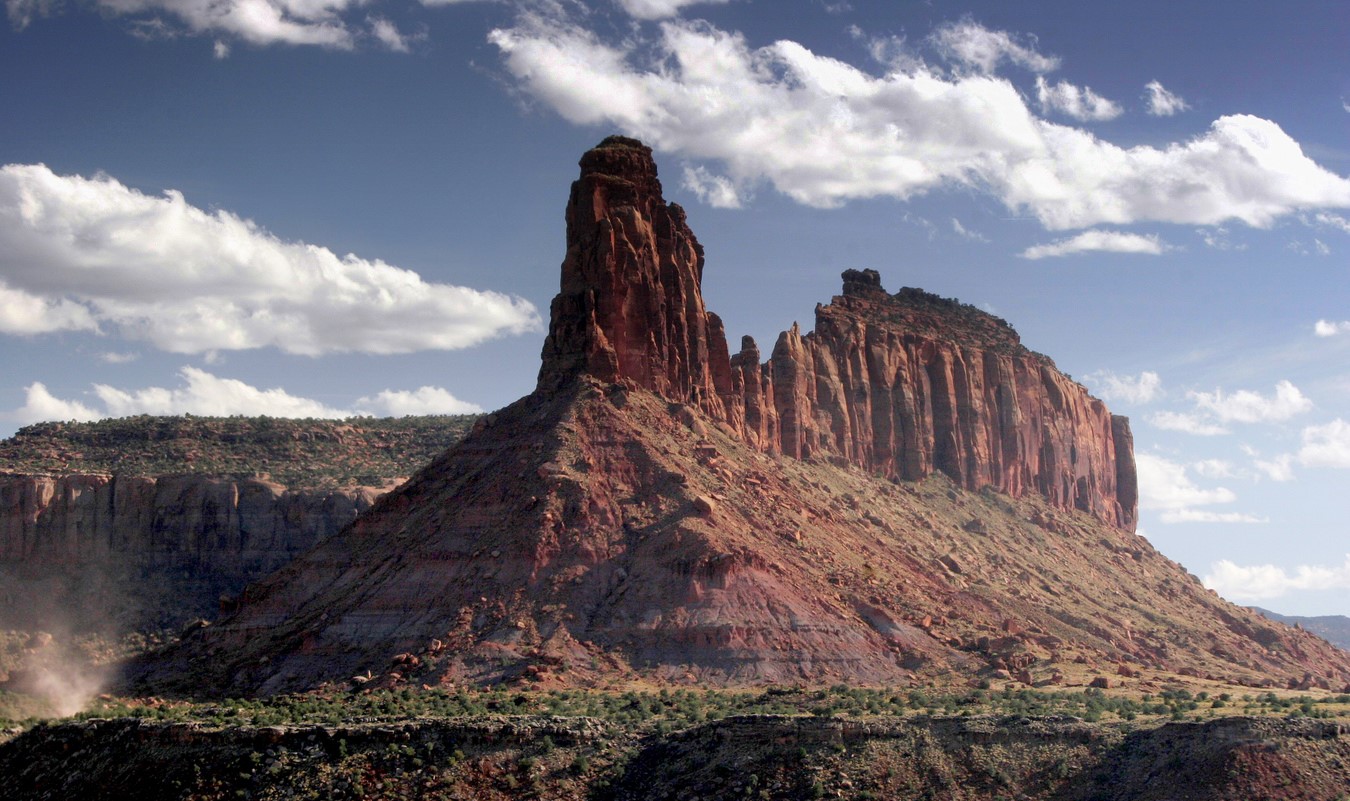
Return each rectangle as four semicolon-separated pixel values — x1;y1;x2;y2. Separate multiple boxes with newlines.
0;473;383;631
539;137;1135;529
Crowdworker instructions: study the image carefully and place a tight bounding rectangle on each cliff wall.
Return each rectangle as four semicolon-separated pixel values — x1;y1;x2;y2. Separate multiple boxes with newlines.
537;137;1136;528
0;473;383;631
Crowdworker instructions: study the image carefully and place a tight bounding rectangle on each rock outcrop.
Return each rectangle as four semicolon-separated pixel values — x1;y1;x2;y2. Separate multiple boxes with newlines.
124;137;1350;696
0;473;384;632
537;137;1135;529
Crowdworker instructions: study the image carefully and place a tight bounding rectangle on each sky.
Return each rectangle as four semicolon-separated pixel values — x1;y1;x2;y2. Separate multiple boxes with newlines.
2;0;1349;616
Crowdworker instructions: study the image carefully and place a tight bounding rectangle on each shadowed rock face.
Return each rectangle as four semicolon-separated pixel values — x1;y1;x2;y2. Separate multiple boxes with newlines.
537;137;1135;529
0;473;383;631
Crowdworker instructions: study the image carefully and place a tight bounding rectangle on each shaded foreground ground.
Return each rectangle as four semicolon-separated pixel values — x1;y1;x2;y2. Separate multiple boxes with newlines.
3;687;1349;800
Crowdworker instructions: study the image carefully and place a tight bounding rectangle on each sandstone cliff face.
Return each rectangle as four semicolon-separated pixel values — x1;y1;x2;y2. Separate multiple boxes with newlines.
537;137;1135;529
0;473;382;631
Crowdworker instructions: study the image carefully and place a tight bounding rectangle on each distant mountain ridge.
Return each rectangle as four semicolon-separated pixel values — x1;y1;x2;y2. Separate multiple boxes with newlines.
1;414;478;489
1256;608;1350;651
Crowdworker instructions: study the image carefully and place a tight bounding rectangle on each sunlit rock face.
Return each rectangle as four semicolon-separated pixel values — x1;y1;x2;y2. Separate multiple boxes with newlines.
539;136;1135;529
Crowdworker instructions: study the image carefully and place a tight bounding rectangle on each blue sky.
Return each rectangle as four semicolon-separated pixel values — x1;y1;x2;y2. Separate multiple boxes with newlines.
2;0;1349;616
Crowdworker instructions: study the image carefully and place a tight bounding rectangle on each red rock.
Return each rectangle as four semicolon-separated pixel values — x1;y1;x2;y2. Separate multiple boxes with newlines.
120;137;1350;697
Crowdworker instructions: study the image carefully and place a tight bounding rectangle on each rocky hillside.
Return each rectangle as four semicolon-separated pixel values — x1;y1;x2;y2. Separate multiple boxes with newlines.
3;713;1347;801
1;415;478;489
125;137;1350;697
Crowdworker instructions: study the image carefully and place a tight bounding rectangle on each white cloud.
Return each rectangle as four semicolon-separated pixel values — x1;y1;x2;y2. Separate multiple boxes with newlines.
9;368;482;423
1197;226;1244;251
1148;411;1228;436
1191;458;1234;478
12;0;485;50
14;382;101;423
616;0;729;20
355;386;483;415
1299;418;1350;468
1315;319;1350;337
93;0;362;49
490;15;1350;228
1021;230;1170;259
1135;452;1237;510
1159;509;1266;524
928;18;1059;74
1204;555;1350;601
5;0;52;29
1252;453;1295;482
0;164;540;356
1314;212;1350;234
98;351;139;364
0;283;96;334
1086;369;1161;404
950;217;988;242
1144;80;1188;116
681;165;743;208
1189;380;1312;424
1035;76;1122;121
368;16;415;52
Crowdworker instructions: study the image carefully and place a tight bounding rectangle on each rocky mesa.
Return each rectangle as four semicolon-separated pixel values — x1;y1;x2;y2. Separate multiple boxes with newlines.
125;137;1350;697
541;137;1134;530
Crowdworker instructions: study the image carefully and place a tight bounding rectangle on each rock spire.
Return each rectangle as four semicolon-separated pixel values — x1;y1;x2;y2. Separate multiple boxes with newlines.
537;138;1137;529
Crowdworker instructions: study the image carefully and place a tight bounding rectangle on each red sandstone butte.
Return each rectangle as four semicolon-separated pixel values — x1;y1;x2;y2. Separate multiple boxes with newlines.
539;136;1135;529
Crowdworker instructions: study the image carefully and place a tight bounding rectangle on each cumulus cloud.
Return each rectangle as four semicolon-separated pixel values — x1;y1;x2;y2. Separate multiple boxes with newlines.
90;0;363;49
1144;80;1188;116
11;0;483;50
355;386;483;415
1299;418;1350;468
1021;230;1170;259
1086;369;1161;404
1160;509;1266;524
928;18;1059;74
1135;452;1237;511
1035;76;1122;121
1148;411;1228;436
488;15;1350;228
0;283;96;334
1252;453;1295;482
1204;555;1350;601
1190;380;1312;424
682;165;743;208
10;368;482;423
14;383;102;423
1191;458;1234;478
1315;320;1350;337
1149;380;1313;436
0;164;540;356
616;0;729;20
